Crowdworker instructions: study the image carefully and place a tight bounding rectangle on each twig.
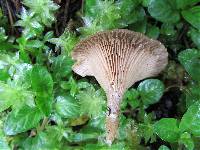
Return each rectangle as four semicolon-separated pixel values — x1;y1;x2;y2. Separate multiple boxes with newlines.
62;0;70;31
6;0;14;34
37;117;49;133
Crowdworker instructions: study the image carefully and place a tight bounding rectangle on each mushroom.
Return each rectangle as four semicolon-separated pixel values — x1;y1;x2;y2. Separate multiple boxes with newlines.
72;29;168;144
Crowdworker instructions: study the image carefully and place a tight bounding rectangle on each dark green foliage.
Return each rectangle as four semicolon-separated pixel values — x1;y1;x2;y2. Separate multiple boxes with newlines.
0;0;200;149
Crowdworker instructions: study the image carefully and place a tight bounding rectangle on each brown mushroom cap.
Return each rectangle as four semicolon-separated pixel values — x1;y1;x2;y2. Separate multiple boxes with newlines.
72;29;168;144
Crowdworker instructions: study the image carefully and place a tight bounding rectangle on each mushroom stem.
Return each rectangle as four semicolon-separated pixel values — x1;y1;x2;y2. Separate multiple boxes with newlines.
105;90;122;145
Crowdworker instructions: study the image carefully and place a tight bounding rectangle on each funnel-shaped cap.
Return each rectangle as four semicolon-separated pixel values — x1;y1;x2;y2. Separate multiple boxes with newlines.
72;29;168;144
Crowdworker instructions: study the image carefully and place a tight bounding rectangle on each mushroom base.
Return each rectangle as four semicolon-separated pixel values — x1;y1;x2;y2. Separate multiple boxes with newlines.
105;91;122;145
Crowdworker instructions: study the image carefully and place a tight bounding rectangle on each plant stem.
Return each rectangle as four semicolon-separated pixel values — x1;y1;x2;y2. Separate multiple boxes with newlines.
105;91;122;145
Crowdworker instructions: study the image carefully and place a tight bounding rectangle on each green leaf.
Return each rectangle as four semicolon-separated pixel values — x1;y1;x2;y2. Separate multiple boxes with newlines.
139;123;154;144
23;0;59;26
158;145;170;150
0;81;35;112
22;127;63;150
182;6;200;30
0;139;10;150
153;118;180;142
60;77;79;97
68;128;101;143
84;142;127;150
30;66;53;115
123;88;140;109
146;25;160;39
0;129;10;150
137;79;164;106
51;55;73;80
15;8;43;38
26;40;44;49
142;0;151;7
176;0;200;9
77;86;106;117
179;102;200;136
138;113;156;143
130;19;147;33
179;132;194;150
185;84;200;108
55;95;80;118
0;69;9;81
118;0;145;25
148;0;180;23
161;23;176;36
31;65;53;95
35;96;53;116
49;30;78;55
4;105;43;135
87;113;105;131
178;49;200;81
188;28;200;49
0;82;15;112
43;31;54;42
0;27;7;42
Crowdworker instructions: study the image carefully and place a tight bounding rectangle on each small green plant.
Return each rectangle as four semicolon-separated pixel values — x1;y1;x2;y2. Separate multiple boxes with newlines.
1;0;200;149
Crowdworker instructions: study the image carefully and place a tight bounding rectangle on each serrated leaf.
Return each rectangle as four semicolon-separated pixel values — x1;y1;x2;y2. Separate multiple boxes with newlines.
179;102;200;136
55;95;80;118
4;106;43;135
148;0;180;23
153;118;180;142
137;79;164;106
178;49;200;81
182;6;200;30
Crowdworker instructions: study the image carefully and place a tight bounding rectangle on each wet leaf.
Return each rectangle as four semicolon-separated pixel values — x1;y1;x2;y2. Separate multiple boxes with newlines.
148;0;180;23
182;6;200;30
179;132;194;150
178;49;200;82
4;105;43;135
179;102;200;136
153;118;180;142
55;95;80;118
138;79;164;106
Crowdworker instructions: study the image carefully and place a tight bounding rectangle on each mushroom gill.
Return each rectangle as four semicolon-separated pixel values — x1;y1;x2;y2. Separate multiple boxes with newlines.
72;29;168;144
